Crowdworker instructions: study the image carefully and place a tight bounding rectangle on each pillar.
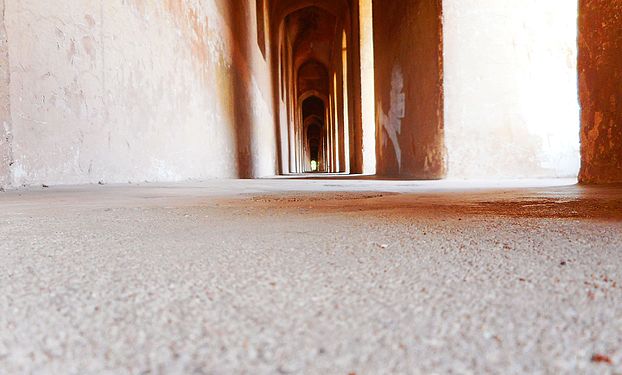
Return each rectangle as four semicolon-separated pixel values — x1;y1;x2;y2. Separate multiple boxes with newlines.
579;0;622;184
373;0;444;179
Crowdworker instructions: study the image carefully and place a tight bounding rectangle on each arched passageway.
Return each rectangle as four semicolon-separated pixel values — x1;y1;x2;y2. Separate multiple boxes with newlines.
301;95;326;172
270;0;373;175
267;0;587;181
0;0;618;186
305;122;323;172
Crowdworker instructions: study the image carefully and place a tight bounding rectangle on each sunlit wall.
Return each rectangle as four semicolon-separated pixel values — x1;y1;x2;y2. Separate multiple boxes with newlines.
359;0;377;175
444;0;581;179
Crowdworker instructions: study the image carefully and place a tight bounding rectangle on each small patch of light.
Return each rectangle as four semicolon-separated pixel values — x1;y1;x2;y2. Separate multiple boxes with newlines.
311;160;318;172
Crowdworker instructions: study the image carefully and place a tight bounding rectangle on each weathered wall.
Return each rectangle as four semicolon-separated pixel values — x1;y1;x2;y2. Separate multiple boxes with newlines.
2;0;276;187
219;0;278;179
579;0;622;184
373;0;444;179
0;0;11;186
444;0;581;179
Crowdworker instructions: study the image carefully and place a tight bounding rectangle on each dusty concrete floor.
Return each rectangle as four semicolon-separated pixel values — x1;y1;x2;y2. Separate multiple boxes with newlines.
0;179;621;374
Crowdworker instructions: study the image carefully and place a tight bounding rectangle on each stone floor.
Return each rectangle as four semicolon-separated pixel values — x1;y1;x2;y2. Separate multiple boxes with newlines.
1;179;621;374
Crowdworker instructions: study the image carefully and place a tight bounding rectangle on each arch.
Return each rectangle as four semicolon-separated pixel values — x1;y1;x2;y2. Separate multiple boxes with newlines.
270;1;345;28
284;7;338;71
306;122;323;171
297;60;330;97
300;95;327;172
299;90;328;104
301;94;326;119
270;0;357;175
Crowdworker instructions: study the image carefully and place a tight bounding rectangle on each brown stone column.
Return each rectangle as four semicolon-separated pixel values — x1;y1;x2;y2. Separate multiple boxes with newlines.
579;0;622;184
373;0;444;179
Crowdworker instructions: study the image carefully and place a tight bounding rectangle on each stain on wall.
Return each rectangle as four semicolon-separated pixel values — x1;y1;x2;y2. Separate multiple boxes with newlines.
0;0;11;187
579;0;622;184
2;0;276;187
373;0;445;179
443;0;581;179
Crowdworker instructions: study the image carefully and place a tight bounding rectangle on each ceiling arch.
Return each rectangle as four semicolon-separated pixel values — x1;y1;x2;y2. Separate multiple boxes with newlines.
283;6;337;72
298;59;329;97
270;0;348;26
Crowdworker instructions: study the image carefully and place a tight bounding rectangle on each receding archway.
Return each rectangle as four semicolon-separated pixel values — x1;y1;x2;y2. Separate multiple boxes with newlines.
306;123;322;172
301;96;326;172
271;1;362;175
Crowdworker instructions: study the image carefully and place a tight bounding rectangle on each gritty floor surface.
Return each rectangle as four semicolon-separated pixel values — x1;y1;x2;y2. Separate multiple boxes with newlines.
0;178;621;374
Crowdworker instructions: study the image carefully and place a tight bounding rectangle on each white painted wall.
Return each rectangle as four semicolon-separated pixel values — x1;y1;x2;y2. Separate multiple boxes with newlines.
443;0;581;179
0;0;11;187
1;0;276;187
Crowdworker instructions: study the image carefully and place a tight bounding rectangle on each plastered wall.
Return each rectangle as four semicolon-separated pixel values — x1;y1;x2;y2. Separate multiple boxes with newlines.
579;0;622;184
0;0;11;187
443;0;581;179
373;0;445;179
0;0;276;187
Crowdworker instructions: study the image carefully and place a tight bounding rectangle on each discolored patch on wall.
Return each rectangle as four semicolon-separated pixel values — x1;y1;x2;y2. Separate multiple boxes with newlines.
126;0;222;85
377;65;404;173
